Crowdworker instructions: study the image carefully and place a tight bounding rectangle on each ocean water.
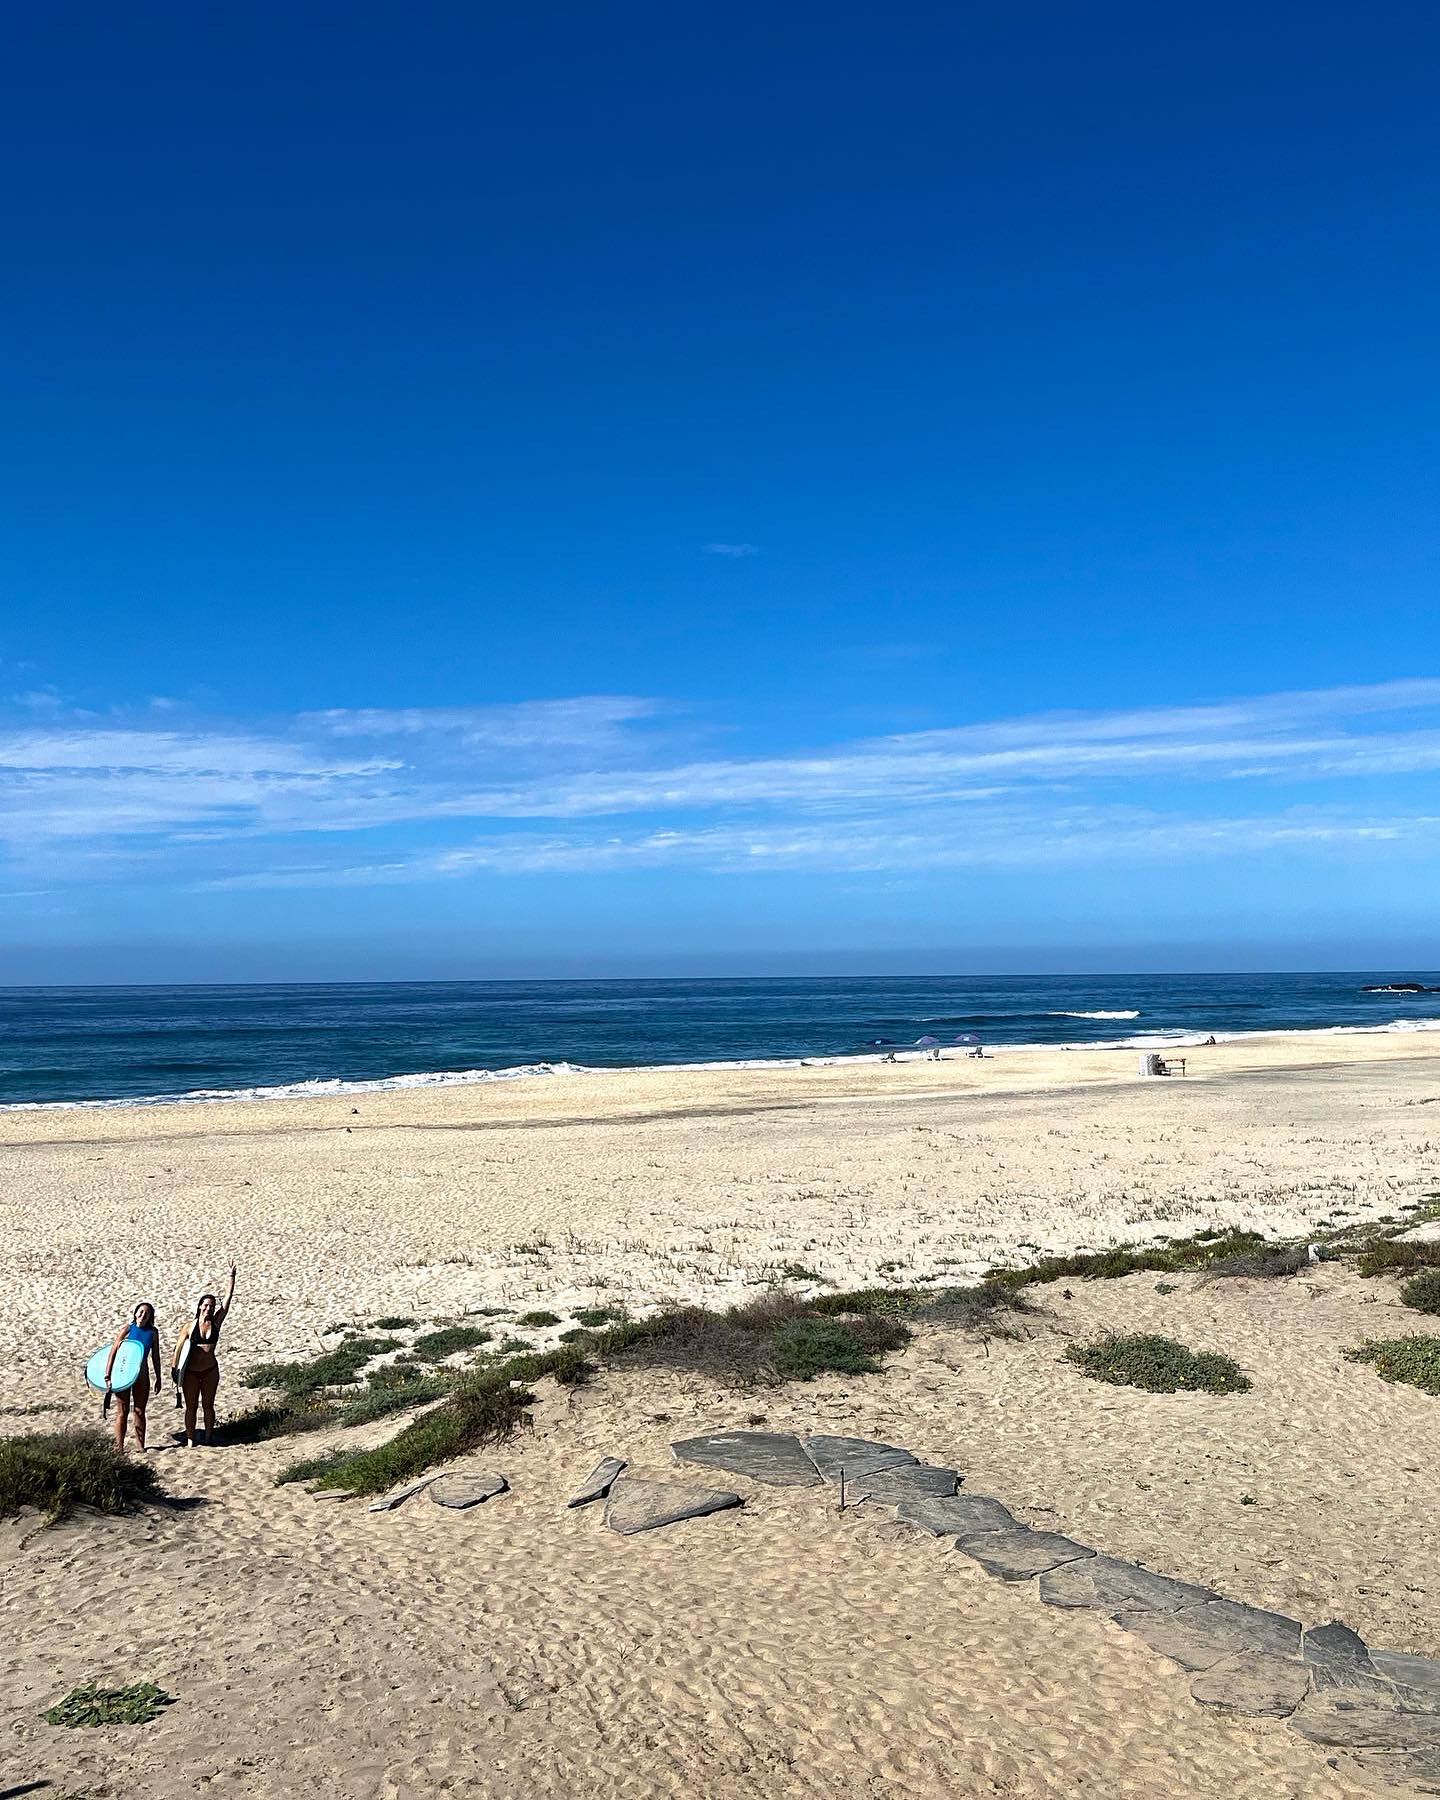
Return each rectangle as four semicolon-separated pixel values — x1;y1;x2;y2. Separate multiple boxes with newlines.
2;973;1439;1109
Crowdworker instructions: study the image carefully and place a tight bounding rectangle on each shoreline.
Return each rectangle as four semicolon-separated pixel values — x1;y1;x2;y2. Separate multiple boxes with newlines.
2;1032;1437;1379
6;1013;1440;1114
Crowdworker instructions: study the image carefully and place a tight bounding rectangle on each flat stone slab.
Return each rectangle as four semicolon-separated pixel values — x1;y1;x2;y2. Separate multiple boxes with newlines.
1352;1747;1440;1793
604;1476;742;1536
1289;1705;1440;1751
367;1474;441;1512
1373;1651;1440;1705
1303;1621;1394;1698
802;1435;916;1485
1116;1599;1302;1671
567;1455;627;1508
1039;1554;1216;1617
1190;1653;1311;1718
670;1431;820;1488
849;1464;960;1506
896;1493;1016;1541
958;1527;1095;1582
429;1473;507;1510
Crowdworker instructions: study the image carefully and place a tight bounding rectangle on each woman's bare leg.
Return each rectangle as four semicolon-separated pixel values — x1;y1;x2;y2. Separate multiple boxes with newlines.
199;1367;219;1442
182;1371;200;1446
131;1374;150;1451
113;1393;130;1452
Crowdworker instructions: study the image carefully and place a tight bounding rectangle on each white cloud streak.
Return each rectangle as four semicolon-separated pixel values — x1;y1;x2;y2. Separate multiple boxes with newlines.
4;679;1440;888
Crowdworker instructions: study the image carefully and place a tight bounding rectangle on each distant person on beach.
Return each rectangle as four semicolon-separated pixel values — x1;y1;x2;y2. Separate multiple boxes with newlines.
173;1261;237;1448
103;1302;163;1454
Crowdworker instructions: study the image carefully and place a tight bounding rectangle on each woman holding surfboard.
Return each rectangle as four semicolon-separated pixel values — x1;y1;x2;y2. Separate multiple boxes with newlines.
172;1261;236;1447
101;1302;163;1453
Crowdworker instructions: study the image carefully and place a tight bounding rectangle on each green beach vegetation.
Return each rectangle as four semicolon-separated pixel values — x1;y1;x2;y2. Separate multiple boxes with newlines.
1066;1332;1252;1395
0;1429;166;1525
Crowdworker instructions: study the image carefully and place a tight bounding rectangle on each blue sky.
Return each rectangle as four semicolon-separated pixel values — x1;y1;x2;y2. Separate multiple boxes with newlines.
3;4;1439;979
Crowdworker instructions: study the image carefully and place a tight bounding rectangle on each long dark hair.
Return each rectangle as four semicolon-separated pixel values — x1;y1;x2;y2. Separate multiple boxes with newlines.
133;1302;156;1329
195;1293;218;1333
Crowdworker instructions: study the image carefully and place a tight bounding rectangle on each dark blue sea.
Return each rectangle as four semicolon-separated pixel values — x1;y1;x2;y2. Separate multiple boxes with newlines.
2;973;1439;1108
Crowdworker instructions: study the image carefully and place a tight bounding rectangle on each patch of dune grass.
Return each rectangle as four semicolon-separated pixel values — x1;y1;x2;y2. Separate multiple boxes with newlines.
516;1309;561;1327
336;1370;454;1426
369;1315;417;1331
811;1281;1037;1338
1198;1244;1317;1281
412;1324;491;1361
1400;1270;1440;1316
573;1305;628;1327
1357;1239;1440;1278
0;1429;167;1524
277;1345;591;1495
987;1229;1271;1288
606;1292;910;1388
217;1399;339;1444
242;1336;401;1399
769;1315;900;1379
1066;1332;1252;1395
1344;1335;1440;1396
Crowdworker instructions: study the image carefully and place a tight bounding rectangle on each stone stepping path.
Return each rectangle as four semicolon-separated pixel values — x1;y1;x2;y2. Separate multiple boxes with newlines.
665;1428;1440;1793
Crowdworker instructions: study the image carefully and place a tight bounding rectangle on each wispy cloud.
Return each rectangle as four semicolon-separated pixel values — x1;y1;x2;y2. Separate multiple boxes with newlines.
4;679;1440;890
702;542;760;557
202;807;1440;888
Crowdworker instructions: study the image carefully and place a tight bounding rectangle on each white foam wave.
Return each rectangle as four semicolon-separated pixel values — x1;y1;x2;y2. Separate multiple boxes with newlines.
7;1017;1440;1111
0;1061;592;1112
1048;1009;1141;1020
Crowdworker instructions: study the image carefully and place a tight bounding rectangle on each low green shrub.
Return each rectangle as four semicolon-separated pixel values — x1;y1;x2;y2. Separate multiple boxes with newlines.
988;1229;1270;1288
809;1280;1034;1337
1344;1335;1440;1396
1199;1244;1315;1281
516;1310;560;1327
1358;1239;1440;1278
572;1305;627;1327
770;1315;901;1380
1066;1332;1251;1395
613;1292;910;1388
217;1400;338;1444
45;1680;176;1727
0;1429;166;1523
336;1371;453;1426
242;1336;401;1398
1400;1270;1440;1316
369;1315;417;1330
278;1367;542;1496
412;1324;491;1361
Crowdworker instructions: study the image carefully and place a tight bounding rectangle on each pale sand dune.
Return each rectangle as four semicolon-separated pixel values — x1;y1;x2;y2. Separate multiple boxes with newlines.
2;1033;1439;1796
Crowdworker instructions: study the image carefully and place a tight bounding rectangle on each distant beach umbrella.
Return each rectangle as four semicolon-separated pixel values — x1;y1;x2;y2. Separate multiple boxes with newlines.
914;1035;940;1047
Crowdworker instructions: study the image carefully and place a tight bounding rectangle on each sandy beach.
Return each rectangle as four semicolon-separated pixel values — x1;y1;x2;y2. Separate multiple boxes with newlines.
3;1031;1439;1797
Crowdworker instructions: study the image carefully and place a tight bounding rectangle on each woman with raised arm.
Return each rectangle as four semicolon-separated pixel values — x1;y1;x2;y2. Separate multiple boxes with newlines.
104;1302;163;1453
173;1261;236;1448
